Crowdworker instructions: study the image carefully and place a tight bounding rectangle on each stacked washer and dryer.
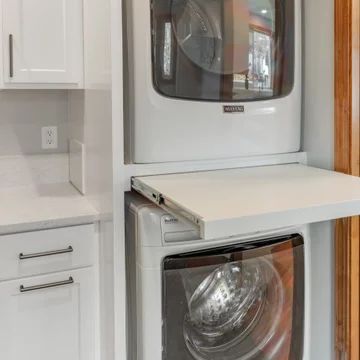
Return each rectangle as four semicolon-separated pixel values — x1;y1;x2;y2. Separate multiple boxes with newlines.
124;0;307;359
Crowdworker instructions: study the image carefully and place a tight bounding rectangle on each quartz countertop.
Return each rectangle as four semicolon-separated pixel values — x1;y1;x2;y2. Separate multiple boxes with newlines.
0;182;98;235
0;154;99;235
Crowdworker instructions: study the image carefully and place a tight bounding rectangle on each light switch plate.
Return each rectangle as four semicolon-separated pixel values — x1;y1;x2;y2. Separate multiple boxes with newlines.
69;139;86;194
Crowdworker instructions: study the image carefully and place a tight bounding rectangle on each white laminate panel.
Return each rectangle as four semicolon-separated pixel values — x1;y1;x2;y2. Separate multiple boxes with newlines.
133;164;360;240
303;0;335;357
69;140;86;194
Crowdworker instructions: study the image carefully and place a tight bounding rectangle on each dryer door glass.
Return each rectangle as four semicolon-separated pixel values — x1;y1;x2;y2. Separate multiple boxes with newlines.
162;234;304;360
151;0;295;102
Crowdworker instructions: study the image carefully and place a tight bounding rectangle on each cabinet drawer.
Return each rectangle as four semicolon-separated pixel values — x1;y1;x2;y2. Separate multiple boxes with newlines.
0;224;95;281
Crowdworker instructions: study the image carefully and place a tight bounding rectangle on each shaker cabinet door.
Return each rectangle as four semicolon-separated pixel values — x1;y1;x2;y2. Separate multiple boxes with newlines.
0;268;95;360
2;0;83;86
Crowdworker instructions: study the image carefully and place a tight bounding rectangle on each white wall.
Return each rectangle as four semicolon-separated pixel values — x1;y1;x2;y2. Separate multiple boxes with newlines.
303;0;335;359
0;90;68;156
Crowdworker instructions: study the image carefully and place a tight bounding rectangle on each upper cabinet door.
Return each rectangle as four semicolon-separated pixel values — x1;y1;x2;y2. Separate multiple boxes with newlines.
2;0;83;86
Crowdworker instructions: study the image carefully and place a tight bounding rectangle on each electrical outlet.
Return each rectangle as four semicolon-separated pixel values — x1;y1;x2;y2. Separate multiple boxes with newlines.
41;126;58;149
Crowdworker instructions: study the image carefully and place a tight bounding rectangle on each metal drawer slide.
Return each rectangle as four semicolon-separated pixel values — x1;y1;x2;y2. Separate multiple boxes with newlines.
131;177;202;227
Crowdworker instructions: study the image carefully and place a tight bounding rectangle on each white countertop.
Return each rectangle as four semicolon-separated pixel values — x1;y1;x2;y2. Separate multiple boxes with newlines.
0;182;98;235
0;153;99;234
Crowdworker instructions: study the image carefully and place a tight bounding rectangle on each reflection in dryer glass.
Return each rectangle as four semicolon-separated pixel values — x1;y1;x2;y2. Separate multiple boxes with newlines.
152;0;295;101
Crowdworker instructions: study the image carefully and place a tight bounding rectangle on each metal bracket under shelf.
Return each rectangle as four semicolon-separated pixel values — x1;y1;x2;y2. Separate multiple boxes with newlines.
131;177;202;227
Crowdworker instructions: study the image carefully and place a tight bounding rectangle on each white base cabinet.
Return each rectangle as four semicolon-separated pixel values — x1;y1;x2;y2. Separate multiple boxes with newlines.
0;268;95;360
0;224;98;360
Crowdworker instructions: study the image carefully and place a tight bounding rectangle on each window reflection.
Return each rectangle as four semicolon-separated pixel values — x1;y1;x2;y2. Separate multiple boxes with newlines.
234;29;273;99
163;22;173;78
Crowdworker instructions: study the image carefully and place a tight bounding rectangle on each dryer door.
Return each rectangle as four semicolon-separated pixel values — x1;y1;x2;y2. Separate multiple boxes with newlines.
151;0;295;101
162;234;304;360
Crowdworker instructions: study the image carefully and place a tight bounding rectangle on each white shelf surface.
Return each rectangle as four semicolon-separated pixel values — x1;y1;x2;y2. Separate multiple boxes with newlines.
124;152;307;189
133;164;360;240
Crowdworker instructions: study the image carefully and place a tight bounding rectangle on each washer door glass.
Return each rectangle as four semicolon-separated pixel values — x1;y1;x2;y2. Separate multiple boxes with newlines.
151;0;295;101
162;234;304;360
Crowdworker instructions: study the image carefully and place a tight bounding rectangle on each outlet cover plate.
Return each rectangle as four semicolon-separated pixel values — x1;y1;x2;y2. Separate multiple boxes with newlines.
41;126;58;149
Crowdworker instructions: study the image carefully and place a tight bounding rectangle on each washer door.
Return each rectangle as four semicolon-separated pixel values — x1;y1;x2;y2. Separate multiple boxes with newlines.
162;234;304;360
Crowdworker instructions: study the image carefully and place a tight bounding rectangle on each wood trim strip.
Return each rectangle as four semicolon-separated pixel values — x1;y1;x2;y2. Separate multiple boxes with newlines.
335;0;360;358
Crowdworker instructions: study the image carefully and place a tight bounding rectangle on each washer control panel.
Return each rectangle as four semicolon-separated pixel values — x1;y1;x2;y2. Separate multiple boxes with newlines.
161;215;200;243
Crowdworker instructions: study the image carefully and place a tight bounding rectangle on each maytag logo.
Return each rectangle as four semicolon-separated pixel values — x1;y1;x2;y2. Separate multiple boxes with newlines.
164;216;179;224
223;105;245;114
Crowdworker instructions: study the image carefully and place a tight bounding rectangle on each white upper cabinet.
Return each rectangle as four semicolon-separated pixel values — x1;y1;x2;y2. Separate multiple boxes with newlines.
2;0;84;88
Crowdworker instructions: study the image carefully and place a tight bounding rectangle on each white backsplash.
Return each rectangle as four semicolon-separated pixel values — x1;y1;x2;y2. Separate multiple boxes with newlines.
0;153;69;188
0;90;68;156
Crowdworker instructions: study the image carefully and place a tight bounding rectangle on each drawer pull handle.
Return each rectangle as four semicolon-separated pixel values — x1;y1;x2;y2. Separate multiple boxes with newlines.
20;277;74;293
9;34;13;78
19;246;73;260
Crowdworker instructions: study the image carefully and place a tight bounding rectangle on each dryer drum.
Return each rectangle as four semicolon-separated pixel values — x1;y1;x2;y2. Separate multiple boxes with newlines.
170;0;221;74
